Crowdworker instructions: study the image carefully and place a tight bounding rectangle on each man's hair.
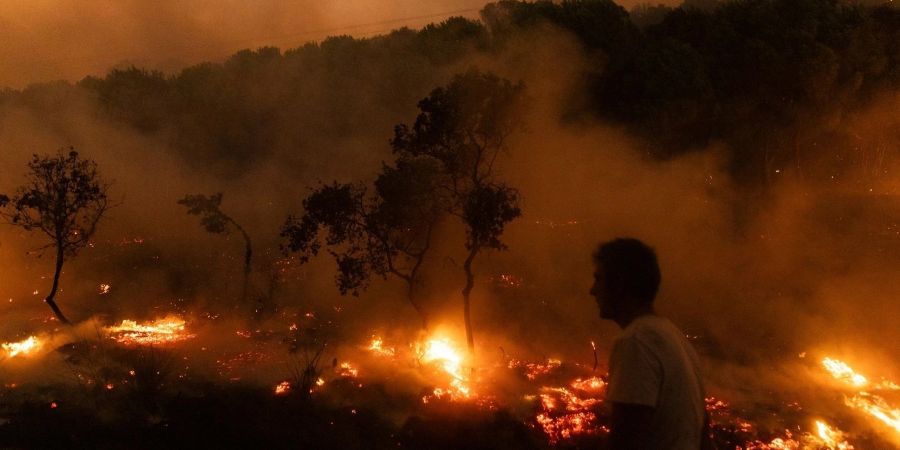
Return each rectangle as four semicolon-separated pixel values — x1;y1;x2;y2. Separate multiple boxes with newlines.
593;238;661;305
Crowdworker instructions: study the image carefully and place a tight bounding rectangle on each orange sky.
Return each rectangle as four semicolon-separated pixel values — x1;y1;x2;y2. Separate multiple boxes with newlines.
0;0;490;88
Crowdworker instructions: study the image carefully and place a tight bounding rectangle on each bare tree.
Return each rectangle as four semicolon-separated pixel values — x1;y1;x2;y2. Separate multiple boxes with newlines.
178;193;253;304
0;149;109;324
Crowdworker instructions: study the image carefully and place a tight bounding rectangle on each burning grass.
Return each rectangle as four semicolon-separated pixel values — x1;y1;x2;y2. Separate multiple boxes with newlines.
821;357;900;437
1;336;41;358
1;314;898;449
104;316;195;346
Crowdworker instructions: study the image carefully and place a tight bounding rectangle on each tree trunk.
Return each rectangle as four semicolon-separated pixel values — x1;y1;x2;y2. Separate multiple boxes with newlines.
235;224;252;304
406;281;429;331
461;248;478;354
46;246;71;324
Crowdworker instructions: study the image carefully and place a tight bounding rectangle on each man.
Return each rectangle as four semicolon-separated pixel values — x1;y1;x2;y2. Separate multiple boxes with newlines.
590;238;707;449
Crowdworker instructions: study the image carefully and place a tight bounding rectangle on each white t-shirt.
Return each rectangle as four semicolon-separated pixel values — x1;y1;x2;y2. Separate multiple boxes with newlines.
606;314;705;450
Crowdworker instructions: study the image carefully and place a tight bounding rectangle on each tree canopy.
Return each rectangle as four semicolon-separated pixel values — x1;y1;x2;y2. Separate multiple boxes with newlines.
0;149;109;323
1;0;898;185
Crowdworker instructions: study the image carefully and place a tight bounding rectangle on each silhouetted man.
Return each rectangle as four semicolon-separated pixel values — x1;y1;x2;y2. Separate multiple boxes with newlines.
590;238;706;449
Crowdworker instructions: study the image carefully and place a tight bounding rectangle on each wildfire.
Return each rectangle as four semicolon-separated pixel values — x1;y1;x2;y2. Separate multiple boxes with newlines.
738;421;854;450
822;357;899;391
820;357;900;437
823;358;868;388
367;336;395;357
2;336;40;358
274;381;291;396
815;420;854;450
570;376;605;392
419;337;471;400
339;362;359;378
845;394;900;435
533;383;606;444
105;316;195;345
508;358;562;380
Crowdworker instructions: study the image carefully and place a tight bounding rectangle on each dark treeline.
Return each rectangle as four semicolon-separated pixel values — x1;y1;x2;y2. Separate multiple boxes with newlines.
1;0;899;185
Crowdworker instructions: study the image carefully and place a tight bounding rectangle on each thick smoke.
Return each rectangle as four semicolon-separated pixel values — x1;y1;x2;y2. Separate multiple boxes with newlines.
0;3;898;437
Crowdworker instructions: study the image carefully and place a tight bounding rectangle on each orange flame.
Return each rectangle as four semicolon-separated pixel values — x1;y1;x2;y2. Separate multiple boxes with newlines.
419;336;471;400
815;420;854;450
274;381;291;395
105;316;195;345
823;358;868;388
367;336;395;357
821;357;900;437
2;336;40;357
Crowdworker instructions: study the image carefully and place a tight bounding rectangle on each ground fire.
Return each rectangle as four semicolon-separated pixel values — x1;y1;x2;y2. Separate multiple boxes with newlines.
821;358;900;437
103;316;195;346
1;336;40;358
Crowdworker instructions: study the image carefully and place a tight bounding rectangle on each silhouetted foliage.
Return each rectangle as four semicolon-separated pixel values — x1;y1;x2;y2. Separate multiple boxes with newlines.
178;193;253;305
281;156;444;328
2;1;898;186
392;70;525;352
0;149;109;323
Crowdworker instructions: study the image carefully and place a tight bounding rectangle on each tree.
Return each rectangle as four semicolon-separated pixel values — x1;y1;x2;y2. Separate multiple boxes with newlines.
178;193;253;304
391;69;525;352
0;149;109;324
281;155;444;329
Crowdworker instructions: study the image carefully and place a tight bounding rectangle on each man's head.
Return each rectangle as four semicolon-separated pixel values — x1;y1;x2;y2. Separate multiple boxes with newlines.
590;238;661;326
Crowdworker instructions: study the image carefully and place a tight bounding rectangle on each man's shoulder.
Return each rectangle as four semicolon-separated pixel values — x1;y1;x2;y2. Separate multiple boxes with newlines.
618;315;689;352
623;315;678;338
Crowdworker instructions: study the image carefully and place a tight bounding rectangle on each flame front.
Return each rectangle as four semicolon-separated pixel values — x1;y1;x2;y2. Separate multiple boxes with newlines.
420;337;470;399
821;357;900;438
105;316;195;345
815;420;854;450
845;394;900;435
823;358;868;388
2;336;40;357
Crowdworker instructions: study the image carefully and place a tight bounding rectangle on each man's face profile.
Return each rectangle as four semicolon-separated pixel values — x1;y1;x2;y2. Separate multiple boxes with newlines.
590;263;616;320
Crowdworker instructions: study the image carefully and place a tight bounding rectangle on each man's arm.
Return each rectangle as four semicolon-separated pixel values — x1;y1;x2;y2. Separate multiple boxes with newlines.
609;401;654;450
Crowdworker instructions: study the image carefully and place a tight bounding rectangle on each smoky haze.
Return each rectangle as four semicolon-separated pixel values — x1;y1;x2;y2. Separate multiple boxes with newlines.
0;0;691;89
0;0;490;89
0;3;899;445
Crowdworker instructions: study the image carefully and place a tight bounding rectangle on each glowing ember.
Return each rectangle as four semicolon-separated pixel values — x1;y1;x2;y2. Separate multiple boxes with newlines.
509;358;561;380
98;284;111;295
570;376;605;392
493;273;523;288
740;425;854;450
274;381;291;395
105;316;195;345
535;410;601;444
533;384;606;444
2;336;40;357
